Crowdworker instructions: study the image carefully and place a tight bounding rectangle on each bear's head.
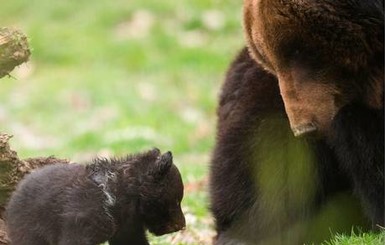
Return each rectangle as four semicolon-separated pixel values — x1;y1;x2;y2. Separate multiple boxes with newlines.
138;149;185;236
244;0;383;137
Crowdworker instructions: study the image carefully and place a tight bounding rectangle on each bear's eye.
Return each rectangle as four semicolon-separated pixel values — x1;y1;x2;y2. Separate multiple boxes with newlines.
284;46;303;63
292;49;301;58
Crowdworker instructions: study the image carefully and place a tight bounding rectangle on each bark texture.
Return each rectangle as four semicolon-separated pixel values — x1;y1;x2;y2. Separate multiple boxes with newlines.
0;133;69;244
0;27;30;79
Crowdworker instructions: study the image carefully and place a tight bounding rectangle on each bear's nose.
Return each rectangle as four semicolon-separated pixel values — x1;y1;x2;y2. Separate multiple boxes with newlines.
292;122;317;137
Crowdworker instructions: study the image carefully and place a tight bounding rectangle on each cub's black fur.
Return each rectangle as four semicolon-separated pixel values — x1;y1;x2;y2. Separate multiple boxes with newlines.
6;148;185;245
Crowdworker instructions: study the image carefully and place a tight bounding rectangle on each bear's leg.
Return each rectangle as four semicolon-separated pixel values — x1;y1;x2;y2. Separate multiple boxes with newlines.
58;215;114;245
58;232;98;245
9;235;49;245
330;103;384;227
58;230;103;245
109;235;149;245
210;49;313;244
210;49;276;235
58;239;95;245
108;220;149;245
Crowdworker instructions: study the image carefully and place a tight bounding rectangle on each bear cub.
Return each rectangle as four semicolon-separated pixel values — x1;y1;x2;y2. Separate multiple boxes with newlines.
6;148;185;245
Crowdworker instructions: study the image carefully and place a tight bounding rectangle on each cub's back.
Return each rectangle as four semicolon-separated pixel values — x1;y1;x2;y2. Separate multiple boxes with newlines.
5;163;85;243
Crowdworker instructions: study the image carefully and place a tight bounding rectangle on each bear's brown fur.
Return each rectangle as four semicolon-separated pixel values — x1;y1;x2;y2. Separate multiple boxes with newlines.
244;0;383;136
210;1;383;244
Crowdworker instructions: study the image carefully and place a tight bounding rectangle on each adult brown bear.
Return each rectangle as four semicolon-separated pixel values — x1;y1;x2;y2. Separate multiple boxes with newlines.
210;1;383;244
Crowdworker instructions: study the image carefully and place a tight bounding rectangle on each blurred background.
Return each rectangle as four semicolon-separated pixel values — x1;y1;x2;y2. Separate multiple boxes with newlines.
1;0;243;244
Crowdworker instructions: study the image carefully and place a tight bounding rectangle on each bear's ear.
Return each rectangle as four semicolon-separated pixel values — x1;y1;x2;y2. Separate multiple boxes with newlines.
149;147;161;157
149;151;173;179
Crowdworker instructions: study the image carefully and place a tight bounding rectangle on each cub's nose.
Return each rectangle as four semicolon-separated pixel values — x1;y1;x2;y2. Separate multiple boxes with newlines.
170;222;185;232
171;215;186;232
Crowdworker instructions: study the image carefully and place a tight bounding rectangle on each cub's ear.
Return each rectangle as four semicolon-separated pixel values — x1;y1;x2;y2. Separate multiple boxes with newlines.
149;151;173;179
149;147;161;156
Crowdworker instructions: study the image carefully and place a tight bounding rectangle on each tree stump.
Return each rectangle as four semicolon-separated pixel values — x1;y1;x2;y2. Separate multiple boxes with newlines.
0;28;67;244
0;133;70;244
0;27;31;79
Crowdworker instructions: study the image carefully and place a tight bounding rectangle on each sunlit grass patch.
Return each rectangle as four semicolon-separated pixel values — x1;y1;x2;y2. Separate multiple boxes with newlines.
321;230;385;245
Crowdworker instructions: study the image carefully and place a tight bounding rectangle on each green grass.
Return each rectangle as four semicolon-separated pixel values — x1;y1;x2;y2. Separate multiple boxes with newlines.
321;231;385;245
0;0;241;243
0;1;383;244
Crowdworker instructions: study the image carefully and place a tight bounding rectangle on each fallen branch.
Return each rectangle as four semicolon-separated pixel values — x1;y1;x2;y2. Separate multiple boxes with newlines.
0;28;30;79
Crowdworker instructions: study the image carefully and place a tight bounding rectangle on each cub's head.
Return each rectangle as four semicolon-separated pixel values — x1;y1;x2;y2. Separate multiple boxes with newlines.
244;0;383;137
139;150;185;236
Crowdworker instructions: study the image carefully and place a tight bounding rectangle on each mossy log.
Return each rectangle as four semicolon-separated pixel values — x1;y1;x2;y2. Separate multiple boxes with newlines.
0;27;30;79
0;28;60;244
0;28;32;243
0;133;69;244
